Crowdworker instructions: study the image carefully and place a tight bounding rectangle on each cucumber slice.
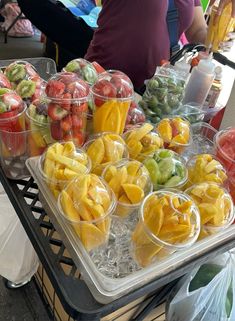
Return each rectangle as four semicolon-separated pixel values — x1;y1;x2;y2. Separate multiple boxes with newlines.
144;158;160;184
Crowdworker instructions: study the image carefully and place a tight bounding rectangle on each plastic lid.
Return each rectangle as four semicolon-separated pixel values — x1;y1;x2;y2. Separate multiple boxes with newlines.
198;58;215;74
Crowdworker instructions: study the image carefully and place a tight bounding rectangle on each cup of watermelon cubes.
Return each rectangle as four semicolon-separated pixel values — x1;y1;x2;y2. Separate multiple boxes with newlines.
45;72;90;147
132;190;200;267
26;98;54;157
0;89;28;179
91;70;134;135
214;128;235;203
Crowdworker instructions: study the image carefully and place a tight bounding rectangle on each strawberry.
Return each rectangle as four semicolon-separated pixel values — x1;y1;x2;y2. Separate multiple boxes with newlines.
50;121;64;140
67;81;89;99
92;61;106;74
72;102;88;114
60;115;72;132
60;93;72;111
48;103;68;121
72;114;83;130
45;80;65;98
171;121;179;137
25;64;38;77
0;73;11;89
72;132;84;146
111;75;133;98
2;93;23;111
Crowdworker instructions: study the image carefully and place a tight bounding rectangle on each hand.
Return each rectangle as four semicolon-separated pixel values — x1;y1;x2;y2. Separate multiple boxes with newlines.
209;0;235;17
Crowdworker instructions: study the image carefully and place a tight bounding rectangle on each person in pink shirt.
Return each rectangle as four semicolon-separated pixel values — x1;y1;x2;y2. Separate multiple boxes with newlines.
85;0;207;88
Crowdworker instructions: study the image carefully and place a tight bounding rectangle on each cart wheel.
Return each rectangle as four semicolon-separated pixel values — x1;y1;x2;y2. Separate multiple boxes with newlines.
3;277;31;289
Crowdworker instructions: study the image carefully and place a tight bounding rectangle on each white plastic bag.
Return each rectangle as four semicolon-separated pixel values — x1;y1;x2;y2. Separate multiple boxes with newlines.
166;252;235;321
0;184;39;284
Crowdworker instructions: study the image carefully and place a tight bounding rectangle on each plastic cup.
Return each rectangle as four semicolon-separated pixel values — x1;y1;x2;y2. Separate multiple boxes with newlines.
144;149;188;191
26;99;54;157
63;58;98;85
156;117;191;154
132;190;200;267
123;124;164;162
57;174;116;251
214;128;235;203
38;142;91;198
185;182;234;239
102;159;153;218
4;60;39;87
83;132;129;175
185;154;228;189
173;103;207;124
91;70;134;134
45;72;90;146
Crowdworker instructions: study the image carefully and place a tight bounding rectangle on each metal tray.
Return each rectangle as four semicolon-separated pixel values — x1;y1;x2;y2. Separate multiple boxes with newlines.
26;156;235;304
0;57;57;80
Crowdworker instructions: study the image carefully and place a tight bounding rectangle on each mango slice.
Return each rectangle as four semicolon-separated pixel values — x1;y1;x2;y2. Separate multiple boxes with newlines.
122;184;144;204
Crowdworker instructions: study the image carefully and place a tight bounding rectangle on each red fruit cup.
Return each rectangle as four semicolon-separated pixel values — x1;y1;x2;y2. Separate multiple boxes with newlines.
214;128;235;203
91;70;134;135
45;72;90;146
0;102;27;179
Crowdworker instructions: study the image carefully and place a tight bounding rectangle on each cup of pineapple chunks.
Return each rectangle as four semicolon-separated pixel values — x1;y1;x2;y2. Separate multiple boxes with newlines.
57;174;116;251
102;159;152;218
38;141;91;198
185;182;234;240
132;190;200;267
186;154;228;189
83;132;129;175
123;122;164;162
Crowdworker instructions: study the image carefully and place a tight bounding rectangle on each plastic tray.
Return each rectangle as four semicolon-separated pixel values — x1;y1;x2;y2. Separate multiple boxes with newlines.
26;155;235;304
0;57;57;80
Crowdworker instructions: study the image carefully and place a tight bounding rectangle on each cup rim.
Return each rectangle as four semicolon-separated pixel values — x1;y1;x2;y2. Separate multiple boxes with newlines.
57;175;117;224
139;189;201;250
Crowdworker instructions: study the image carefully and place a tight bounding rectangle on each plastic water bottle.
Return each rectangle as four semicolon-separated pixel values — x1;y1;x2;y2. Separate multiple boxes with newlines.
183;56;215;106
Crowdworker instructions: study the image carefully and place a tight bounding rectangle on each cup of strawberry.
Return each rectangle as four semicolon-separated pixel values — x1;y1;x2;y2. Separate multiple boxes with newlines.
45;72;90;146
0;89;27;160
91;70;134;134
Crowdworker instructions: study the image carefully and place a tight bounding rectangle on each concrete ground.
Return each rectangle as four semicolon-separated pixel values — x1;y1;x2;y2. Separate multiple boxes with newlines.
0;30;51;321
0;278;51;321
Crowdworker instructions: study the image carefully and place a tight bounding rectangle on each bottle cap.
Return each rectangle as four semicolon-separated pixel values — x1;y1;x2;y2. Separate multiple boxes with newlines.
198;58;215;74
214;66;223;80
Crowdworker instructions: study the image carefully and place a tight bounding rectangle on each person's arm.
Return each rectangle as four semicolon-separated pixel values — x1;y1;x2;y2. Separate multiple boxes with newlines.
185;6;207;44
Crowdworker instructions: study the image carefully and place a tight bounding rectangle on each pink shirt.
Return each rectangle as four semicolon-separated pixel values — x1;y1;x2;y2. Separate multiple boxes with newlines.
85;0;201;88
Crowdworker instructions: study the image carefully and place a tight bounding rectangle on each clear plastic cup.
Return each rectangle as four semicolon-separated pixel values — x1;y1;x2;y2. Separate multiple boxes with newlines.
186;154;228;189
38;141;91;198
45;72;90;146
102;159;153;218
83;132;129;175
26;98;54;156
4;60;39;87
132;190;200;267
91;70;134;134
57;174;116;251
156;117;191;154
63;58;98;85
185;182;234;239
139;67;186;124
173;103;207;124
144;149;188;191
123;123;163;162
214;128;235;203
